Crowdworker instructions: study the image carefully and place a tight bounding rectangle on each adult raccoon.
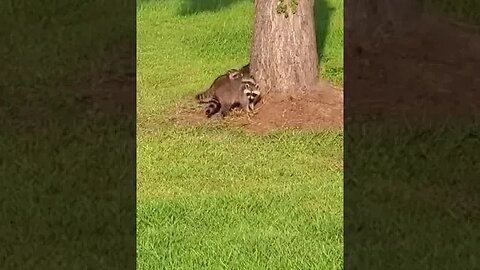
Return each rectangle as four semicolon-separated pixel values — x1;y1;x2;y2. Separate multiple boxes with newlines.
196;64;251;103
204;77;259;118
195;64;260;118
195;70;243;103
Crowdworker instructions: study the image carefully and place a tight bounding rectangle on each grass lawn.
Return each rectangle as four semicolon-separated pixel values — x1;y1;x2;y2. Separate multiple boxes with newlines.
345;120;480;269
1;0;136;268
137;0;344;269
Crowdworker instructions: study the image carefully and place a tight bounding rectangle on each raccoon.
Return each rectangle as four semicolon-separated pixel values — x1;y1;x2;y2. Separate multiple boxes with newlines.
226;63;250;77
237;63;250;77
205;78;258;118
223;63;259;106
195;63;261;118
196;63;252;102
231;64;252;83
195;70;244;103
238;63;262;107
240;77;261;112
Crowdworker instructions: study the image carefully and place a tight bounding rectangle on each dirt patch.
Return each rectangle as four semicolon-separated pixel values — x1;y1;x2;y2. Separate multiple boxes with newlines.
247;82;343;133
172;80;343;134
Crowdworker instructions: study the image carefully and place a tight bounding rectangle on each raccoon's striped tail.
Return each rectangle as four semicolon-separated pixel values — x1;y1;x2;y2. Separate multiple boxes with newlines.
195;89;211;103
205;97;221;118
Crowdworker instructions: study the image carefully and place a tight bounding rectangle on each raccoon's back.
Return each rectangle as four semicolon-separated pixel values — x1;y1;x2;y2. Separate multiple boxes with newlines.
217;85;247;107
195;74;229;102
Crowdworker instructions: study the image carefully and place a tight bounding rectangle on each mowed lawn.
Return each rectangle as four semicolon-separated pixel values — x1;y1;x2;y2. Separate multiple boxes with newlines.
137;0;344;269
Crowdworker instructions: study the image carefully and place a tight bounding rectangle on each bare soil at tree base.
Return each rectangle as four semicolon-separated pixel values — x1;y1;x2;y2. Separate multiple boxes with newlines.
172;80;343;134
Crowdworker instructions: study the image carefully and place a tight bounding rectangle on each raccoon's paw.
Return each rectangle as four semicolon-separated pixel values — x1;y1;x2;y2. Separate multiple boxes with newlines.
248;109;258;116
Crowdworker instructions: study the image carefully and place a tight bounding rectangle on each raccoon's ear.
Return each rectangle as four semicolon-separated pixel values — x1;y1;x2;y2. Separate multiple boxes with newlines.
228;71;242;80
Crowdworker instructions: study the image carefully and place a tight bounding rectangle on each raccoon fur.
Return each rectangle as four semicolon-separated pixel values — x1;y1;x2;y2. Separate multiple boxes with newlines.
205;78;258;118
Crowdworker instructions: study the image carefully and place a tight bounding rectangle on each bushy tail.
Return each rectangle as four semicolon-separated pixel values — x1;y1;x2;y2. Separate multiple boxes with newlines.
195;88;212;103
205;97;221;118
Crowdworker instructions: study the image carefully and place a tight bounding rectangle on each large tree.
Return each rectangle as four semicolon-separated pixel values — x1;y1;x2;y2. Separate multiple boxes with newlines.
250;0;318;94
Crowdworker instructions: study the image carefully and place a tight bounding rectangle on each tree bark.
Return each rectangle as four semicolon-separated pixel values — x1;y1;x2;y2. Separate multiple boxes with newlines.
250;0;318;94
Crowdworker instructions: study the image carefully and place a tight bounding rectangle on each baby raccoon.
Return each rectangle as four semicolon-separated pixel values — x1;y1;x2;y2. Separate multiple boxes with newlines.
239;63;250;76
228;63;250;77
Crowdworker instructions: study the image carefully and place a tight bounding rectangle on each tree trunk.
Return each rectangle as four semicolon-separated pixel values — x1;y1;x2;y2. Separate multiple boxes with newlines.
250;0;318;94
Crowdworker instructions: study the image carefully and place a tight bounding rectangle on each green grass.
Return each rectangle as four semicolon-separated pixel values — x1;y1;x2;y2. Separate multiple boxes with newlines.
137;0;344;269
1;0;135;268
137;129;343;269
315;0;344;85
345;121;480;269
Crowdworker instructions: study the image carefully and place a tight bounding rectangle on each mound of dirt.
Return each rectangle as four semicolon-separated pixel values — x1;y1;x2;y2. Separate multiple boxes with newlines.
172;80;343;134
247;82;343;133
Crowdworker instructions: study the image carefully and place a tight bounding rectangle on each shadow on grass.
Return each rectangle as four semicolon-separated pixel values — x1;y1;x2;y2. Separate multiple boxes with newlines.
178;0;245;15
177;0;334;64
315;0;334;66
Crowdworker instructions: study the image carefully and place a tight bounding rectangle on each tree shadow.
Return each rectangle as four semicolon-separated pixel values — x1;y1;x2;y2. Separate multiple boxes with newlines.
176;0;334;62
178;0;245;16
315;0;334;64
